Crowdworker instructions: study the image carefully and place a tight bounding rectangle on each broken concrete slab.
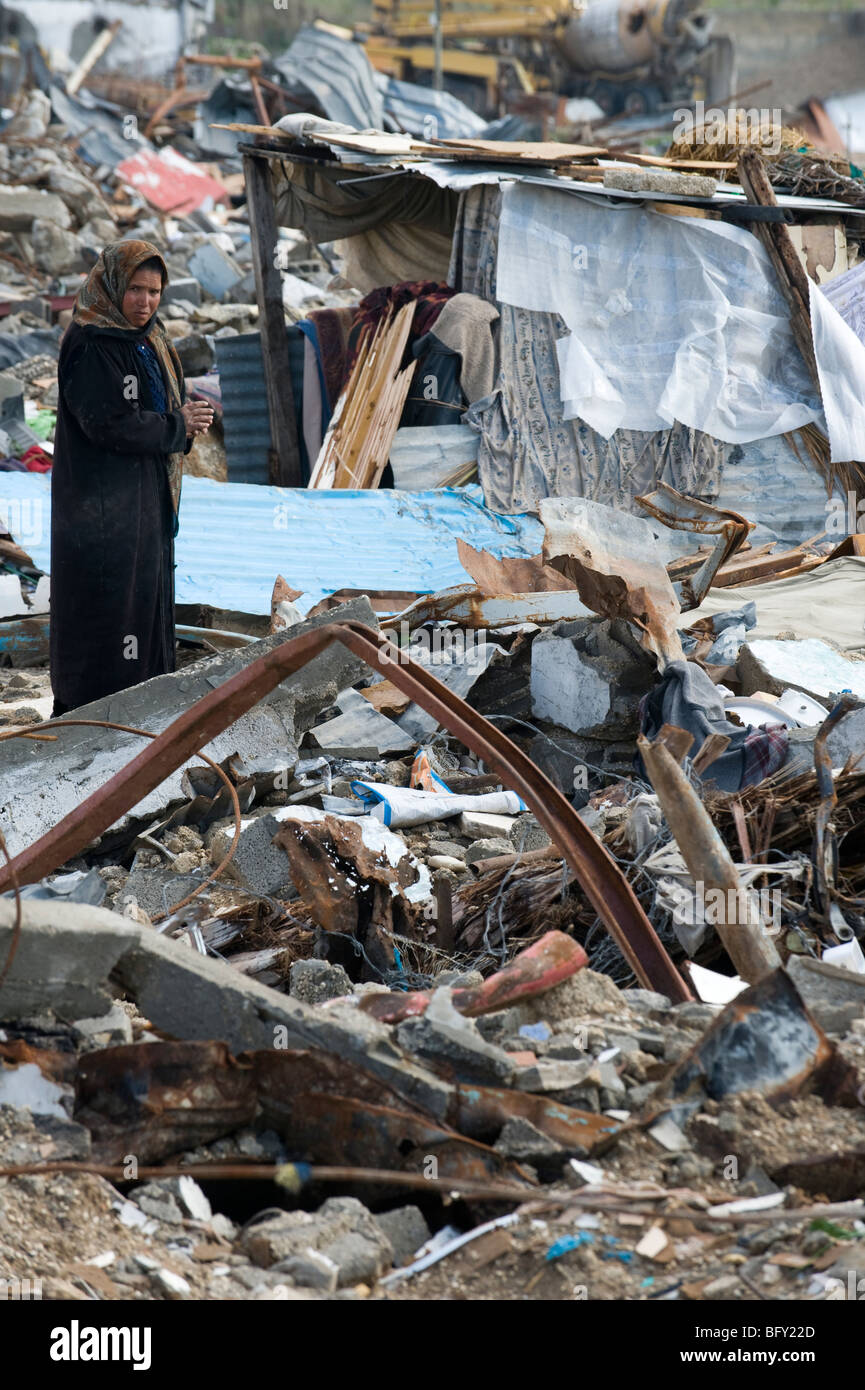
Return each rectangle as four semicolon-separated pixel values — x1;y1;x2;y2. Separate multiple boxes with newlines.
29;220;88;276
530;618;656;739
396;640;506;741
241;1197;393;1284
0;596;376;860
0;185;71;231
306;686;414;759
786;954;865;1014
0;898;452;1120
396;991;517;1087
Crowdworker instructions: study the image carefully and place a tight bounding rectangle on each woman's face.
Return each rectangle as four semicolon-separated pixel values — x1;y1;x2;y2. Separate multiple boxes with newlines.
121;268;163;328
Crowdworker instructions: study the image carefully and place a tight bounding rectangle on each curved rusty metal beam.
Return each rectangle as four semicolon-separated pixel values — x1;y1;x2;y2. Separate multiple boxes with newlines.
0;621;688;1000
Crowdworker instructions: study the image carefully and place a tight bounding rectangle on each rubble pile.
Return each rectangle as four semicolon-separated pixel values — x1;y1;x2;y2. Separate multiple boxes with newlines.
2;20;865;1309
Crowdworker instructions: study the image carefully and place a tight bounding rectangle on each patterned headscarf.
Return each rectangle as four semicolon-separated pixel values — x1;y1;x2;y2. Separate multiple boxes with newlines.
73;240;184;517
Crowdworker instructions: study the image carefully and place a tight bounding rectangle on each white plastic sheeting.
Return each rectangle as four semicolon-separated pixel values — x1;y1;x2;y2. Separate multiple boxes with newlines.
811;275;865;462
495;183;865;454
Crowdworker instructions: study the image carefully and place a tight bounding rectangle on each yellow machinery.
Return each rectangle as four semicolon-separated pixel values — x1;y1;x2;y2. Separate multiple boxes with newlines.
363;0;733;118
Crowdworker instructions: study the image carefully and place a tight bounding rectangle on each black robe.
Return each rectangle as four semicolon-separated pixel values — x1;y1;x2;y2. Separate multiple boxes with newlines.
50;320;189;712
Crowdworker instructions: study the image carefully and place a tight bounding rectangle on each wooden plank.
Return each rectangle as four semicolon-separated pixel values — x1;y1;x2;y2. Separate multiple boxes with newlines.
713;549;806;586
737;149;820;386
311;303;417;491
242;151;302;488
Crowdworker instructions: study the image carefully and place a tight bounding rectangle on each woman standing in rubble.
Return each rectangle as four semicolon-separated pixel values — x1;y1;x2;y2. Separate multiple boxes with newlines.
49;240;213;716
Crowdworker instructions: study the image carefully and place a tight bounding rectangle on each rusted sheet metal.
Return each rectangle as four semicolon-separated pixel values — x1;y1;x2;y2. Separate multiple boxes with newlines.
456;541;577;596
636;483;751;610
274;814;420;979
0;621;687;1001
357;930;589;1023
638;734;782;985
648;969;861;1114
0;1038;77;1087
78;1041;527;1180
395;584;593;630
450;1083;622;1158
539;497;684;667
75;1041;257;1164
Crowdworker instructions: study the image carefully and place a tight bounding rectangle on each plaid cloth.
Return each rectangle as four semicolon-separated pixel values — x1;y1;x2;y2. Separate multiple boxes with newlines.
742;724;789;788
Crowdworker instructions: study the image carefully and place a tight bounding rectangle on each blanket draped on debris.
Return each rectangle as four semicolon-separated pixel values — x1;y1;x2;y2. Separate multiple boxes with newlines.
452;185;728;515
272;149;457;293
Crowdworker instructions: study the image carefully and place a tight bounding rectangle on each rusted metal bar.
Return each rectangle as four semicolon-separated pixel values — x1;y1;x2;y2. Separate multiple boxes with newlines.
0;622;688;1000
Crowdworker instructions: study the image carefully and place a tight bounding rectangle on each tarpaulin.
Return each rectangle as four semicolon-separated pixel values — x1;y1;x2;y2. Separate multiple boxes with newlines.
496;183;829;447
810;275;865;461
272;156;456;293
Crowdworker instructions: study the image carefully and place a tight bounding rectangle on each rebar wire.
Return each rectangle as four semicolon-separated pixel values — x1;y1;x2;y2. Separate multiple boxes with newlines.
479;713;653;798
0;1156;860;1229
0;718;242;925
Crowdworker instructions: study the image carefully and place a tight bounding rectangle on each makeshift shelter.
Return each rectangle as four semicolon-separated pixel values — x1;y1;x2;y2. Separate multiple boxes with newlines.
231;113;865;547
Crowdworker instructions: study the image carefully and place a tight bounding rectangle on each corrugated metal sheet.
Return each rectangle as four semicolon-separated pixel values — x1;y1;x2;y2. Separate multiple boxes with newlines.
377;75;486;141
213;332;272;485
274;26;384;132
0;476;543;617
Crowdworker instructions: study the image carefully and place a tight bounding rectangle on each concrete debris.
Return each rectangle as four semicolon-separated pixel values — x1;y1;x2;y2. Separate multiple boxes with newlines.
5;26;865;1309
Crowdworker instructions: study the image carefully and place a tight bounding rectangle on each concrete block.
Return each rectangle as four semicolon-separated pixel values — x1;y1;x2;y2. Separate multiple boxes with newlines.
209;811;296;897
787;955;865;1013
120;863;207;919
494;1116;566;1162
464;837;512;866
457;810;515;839
174;332;215;375
530;619;655;739
276;1251;338;1292
161;277;202;309
826;704;865;770
241;1197;393;1285
0;373;24;422
604;167;717;197
0;596;376;860
509;813;551;853
373;1206;430;1266
188;239;243;301
0;185;71;232
396;989;516;1087
512;1057;595;1095
289;958;352;1005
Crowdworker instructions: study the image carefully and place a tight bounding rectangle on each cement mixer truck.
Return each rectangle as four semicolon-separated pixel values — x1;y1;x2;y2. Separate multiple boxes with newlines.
364;0;734;118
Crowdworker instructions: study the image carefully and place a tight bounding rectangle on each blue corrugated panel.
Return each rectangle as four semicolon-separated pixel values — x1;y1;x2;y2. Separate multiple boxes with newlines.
0;475;542;617
215;328;309;485
213;332;272;485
